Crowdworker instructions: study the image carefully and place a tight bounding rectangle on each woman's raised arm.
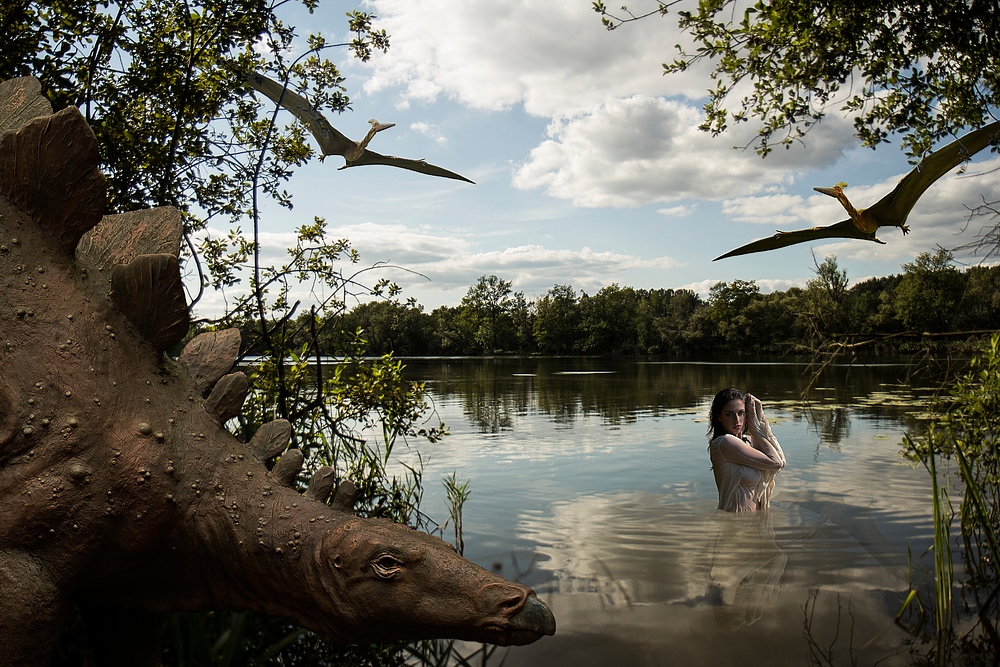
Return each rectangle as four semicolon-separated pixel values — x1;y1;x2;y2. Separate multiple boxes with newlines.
745;394;785;466
717;433;784;470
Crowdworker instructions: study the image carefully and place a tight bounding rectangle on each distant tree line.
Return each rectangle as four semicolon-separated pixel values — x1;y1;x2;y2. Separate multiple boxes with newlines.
232;250;1000;357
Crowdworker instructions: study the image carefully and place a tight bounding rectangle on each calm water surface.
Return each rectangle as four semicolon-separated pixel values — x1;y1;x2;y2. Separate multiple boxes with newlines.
395;358;939;666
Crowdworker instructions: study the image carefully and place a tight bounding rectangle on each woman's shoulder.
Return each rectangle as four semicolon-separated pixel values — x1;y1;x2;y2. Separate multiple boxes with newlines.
710;433;734;446
712;433;750;448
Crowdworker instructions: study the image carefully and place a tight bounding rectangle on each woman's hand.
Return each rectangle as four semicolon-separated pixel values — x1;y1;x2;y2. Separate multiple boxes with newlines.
744;394;784;465
745;394;769;438
746;394;770;448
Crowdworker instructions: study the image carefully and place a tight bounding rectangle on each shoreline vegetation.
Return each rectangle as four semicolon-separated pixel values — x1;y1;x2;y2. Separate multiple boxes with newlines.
222;250;1000;359
203;250;1000;664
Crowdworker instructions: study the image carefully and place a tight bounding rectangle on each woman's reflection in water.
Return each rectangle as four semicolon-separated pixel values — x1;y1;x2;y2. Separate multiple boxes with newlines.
696;509;787;629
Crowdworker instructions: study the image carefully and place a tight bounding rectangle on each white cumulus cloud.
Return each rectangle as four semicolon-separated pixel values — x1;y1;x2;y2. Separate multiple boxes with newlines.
362;0;711;117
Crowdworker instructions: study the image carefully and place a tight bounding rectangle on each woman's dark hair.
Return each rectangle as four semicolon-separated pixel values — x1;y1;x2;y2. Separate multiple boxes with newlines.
708;387;746;440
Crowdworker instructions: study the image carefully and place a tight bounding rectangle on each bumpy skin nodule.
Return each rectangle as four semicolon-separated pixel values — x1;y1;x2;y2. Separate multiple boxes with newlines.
0;77;554;667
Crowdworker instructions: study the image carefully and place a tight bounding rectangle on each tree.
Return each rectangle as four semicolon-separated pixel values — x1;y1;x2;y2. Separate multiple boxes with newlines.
631;288;705;355
0;1;387;293
653;288;706;354
744;290;798;353
428;305;472;354
345;300;433;355
634;289;667;354
508;291;536;355
533;284;580;354
577;284;640;354
460;275;518;353
706;279;760;351
959;264;1000;330
846;274;903;335
894;248;964;332
0;0;415;447
799;254;850;340
594;0;1000;159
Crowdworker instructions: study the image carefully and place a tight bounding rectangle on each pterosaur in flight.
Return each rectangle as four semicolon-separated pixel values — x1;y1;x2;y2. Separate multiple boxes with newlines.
245;72;474;183
715;120;1000;260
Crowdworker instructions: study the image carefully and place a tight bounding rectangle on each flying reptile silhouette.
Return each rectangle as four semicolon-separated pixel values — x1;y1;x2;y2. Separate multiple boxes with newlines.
715;120;1000;260
245;72;474;183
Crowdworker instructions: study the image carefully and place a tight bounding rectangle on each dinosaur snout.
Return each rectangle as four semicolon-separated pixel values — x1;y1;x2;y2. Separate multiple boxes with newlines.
477;583;556;645
505;593;556;645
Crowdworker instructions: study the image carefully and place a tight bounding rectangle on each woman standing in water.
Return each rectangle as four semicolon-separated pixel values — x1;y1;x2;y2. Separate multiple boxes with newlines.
708;388;786;512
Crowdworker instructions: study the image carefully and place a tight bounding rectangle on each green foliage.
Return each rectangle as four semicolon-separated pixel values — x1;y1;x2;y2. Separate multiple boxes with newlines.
902;334;1000;661
798;254;850;341
894;249;964;333
508;291;535;355
706;279;760;350
459;274;520;353
161;611;405;667
402;639;504;667
577;283;641;354
594;0;1000;160
533;284;580;354
0;0;387;295
846;274;903;334
325;257;1000;358
959;265;1000;330
649;288;706;354
427;305;473;354
343;301;433;356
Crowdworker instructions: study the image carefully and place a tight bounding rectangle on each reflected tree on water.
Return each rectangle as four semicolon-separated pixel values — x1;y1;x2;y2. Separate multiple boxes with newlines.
804;406;851;449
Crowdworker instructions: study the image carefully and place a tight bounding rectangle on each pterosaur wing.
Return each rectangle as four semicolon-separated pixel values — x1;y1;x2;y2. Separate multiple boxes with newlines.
245;72;353;156
714;220;876;261
344;149;475;183
871;120;1000;224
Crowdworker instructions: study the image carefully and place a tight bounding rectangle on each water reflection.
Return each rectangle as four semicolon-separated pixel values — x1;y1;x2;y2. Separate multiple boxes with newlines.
396;359;938;666
802;404;852;446
405;358;938;442
501;491;929;666
694;511;786;630
787;491;923;586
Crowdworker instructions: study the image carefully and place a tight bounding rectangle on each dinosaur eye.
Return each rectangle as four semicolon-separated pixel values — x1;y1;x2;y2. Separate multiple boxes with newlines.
371;553;403;579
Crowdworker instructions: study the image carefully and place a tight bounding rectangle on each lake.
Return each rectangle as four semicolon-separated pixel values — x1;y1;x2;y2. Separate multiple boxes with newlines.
393;358;941;666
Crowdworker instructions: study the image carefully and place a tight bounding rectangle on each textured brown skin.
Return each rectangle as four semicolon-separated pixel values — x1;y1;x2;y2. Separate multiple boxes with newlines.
0;78;553;667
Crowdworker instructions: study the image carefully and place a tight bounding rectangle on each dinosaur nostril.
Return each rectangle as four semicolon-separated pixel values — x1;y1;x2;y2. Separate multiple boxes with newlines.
499;592;524;613
479;582;527;616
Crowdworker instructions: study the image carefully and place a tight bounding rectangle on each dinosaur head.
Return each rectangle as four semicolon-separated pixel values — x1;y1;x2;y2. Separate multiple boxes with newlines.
315;517;556;646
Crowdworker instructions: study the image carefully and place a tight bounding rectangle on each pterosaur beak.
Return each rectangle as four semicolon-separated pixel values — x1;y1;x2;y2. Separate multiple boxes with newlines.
813;186;841;197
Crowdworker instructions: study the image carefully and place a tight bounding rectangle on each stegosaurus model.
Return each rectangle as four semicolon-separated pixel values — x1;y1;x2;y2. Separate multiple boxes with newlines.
0;77;554;667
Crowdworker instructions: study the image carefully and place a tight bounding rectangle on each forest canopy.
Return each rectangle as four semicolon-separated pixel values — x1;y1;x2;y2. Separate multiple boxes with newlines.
260;251;1000;358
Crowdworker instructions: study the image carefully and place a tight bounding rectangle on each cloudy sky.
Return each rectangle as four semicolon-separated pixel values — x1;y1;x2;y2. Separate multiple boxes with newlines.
195;0;1000;317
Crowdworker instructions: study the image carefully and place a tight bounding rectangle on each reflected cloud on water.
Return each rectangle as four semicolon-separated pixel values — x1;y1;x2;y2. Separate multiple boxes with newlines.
396;359;940;665
493;490;932;666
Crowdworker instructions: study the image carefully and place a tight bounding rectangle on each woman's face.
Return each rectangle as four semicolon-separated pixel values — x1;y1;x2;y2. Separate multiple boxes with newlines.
719;398;746;437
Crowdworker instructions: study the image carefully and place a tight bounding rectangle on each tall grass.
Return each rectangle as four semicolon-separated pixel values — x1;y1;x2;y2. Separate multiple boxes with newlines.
902;334;1000;664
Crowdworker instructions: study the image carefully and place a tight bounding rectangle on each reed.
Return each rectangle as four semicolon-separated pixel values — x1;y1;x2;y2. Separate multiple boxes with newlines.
926;444;954;662
902;333;1000;663
443;472;473;556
